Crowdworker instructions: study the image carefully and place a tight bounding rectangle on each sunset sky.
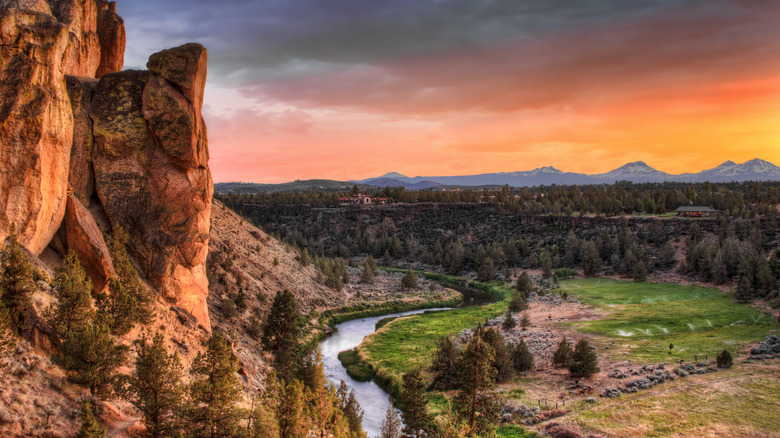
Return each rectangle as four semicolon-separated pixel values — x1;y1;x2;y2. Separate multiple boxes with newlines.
118;0;780;183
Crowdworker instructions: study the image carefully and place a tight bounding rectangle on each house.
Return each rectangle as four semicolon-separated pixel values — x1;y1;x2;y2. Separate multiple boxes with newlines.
339;194;374;206
674;206;719;217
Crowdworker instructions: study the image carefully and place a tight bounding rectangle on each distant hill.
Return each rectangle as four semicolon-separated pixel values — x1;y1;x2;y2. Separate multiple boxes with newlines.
353;159;780;187
215;180;373;194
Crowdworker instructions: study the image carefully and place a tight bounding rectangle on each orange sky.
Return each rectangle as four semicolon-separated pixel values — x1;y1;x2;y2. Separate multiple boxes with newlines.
178;0;780;183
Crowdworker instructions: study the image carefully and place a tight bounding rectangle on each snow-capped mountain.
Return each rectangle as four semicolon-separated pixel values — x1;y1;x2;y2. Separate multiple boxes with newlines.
353;159;780;188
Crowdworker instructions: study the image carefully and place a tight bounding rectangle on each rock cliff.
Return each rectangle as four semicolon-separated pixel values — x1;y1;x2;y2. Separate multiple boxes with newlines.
0;0;213;329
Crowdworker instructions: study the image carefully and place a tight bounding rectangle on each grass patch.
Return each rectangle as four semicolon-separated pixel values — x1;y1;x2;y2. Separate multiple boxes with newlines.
560;278;776;362
505;388;526;400
337;349;374;382
572;365;780;437
496;425;541;438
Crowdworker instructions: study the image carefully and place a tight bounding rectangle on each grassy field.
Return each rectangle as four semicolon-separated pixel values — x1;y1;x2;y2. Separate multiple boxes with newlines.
560;278;776;362
570;364;780;437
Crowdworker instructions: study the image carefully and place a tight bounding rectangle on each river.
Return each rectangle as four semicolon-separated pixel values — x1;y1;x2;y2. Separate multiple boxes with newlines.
319;284;496;437
319;308;448;438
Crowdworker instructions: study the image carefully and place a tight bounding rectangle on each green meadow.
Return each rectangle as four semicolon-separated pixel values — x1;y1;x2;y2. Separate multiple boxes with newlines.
560;278;776;362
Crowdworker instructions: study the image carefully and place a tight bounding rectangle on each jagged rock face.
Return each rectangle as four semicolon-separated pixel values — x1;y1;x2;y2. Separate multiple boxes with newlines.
0;7;73;255
92;44;213;330
95;0;123;78
62;193;115;294
65;75;98;204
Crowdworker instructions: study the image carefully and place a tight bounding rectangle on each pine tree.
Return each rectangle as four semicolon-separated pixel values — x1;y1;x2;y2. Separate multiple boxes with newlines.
366;254;378;274
454;326;500;436
76;401;106;438
632;259;647;282
400;370;430;438
481;327;513;383
552;336;573;368
716;349;733;368
520;312;531;331
429;336;460;391
277;379;308;438
0;224;35;331
49;250;93;339
360;260;375;284
540;253;553;279
103;226;154;331
126;332;184;438
96;277;140;336
380;397;401;438
501;310;516;331
54;323;128;398
515;271;532;296
581;240;600;277
262;289;301;380
568;339;600;378
758;264;777;296
337;380;365;437
564;230;580;267
477;257;496;282
251;400;280;438
186;332;245;438
507;292;527;313
401;270;418;289
511;339;534;373
711;250;728;285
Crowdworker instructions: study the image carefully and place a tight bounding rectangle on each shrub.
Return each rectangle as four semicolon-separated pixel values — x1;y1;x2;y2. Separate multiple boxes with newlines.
716;349;733;368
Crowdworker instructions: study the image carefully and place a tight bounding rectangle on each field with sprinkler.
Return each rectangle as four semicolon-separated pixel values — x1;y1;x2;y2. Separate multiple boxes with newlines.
560;278;776;363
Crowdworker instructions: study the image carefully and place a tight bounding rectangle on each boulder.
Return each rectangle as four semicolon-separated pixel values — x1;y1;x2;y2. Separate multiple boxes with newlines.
92;44;212;330
62;193;115;294
95;0;123;77
0;6;73;255
65;75;98;204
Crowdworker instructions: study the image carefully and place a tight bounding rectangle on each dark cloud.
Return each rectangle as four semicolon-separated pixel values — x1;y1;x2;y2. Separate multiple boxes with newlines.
119;0;690;84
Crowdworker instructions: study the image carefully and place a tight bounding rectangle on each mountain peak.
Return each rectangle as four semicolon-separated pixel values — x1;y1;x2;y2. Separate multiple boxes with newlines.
378;172;409;179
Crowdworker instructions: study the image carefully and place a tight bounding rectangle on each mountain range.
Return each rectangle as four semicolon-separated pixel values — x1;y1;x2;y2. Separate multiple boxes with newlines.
353;159;780;188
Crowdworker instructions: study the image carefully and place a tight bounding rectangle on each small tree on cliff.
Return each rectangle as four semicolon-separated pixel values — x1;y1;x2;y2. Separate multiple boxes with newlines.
125;332;185;438
262;289;301;380
49;250;93;339
0;224;35;332
54;323;128;398
186;332;245;438
76;401;106;438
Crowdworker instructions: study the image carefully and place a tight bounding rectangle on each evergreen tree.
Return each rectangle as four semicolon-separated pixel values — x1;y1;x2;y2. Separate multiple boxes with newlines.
568;339;600;378
430;336;460;391
658;242;676;269
360;260;375;284
337;380;365;437
96;277;141;336
186;332;245;438
716;349;733;368
711;250;728;285
758;264;777;296
540;253;553;279
54;323;128;398
126;332;184;438
76;401;106;438
564;230;581;267
501;311;516;331
520;312;531;331
552;336;573;368
401;270;418;289
251;400;280;438
454;326;499;436
380;397;402;438
400;369;430;438
515;272;533;296
49;250;93;339
581;240;600;277
0;224;35;331
477;257;496;282
366;254;378;274
632;259;647;282
511;339;534;373
103;226;154;331
507;292;527;313
481;328;513;383
278;379;308;438
262;289;301;380
735;275;754;302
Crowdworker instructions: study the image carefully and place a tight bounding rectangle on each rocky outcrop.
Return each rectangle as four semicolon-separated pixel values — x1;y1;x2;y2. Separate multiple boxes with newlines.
94;0;123;78
0;1;212;330
92;44;213;330
62;194;115;294
0;6;73;255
